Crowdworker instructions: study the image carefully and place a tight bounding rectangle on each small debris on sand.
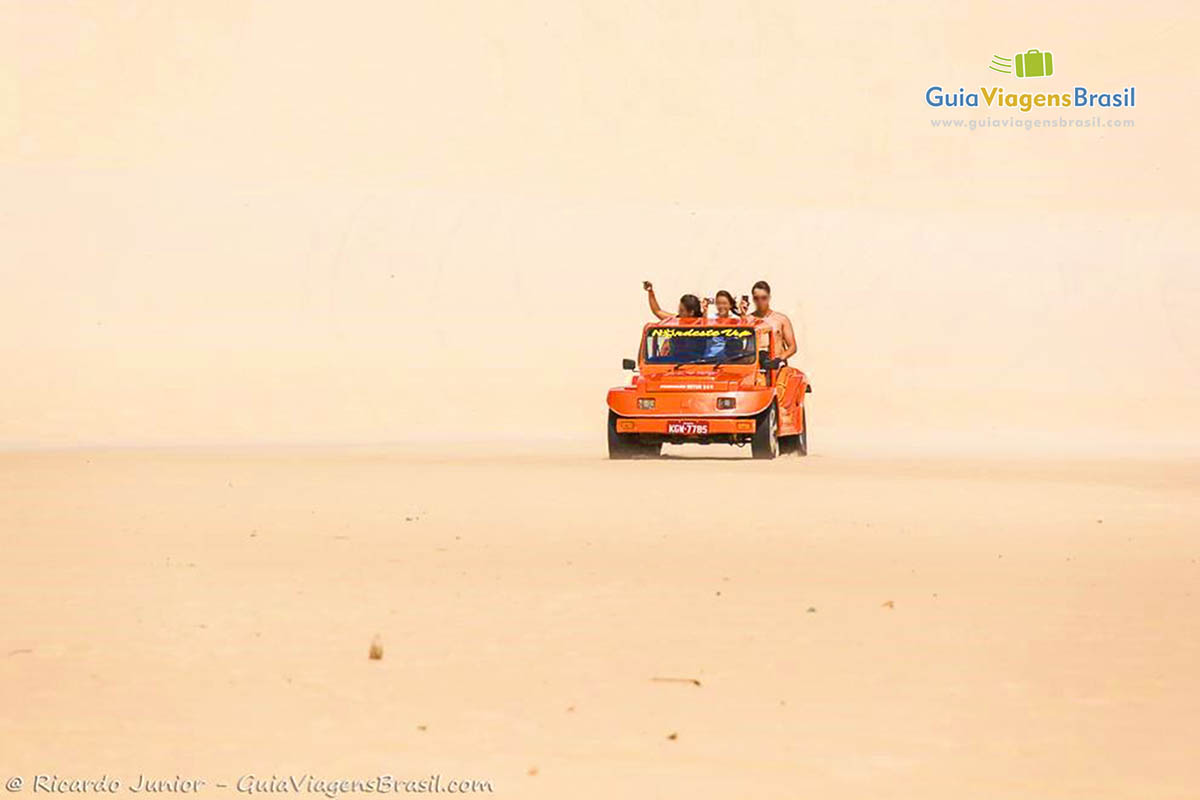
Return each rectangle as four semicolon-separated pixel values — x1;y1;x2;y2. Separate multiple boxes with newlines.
881;600;895;609
368;635;384;660
416;725;427;732
666;732;678;741
526;767;538;777
651;677;701;687
806;607;817;613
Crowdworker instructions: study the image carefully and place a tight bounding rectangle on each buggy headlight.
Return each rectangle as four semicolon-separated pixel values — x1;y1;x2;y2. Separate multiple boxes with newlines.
716;397;736;410
638;398;655;410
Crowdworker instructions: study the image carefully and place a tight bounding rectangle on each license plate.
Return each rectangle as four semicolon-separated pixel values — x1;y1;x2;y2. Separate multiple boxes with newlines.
667;420;709;435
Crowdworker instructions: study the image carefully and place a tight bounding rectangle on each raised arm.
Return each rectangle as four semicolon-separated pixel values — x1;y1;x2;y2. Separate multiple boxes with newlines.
644;281;672;320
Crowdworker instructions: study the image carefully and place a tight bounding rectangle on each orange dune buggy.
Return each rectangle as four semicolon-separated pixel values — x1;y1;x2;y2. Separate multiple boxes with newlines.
606;317;810;459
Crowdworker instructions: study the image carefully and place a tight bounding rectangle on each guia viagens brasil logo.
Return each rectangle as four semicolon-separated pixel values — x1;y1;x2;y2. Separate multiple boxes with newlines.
927;49;1135;113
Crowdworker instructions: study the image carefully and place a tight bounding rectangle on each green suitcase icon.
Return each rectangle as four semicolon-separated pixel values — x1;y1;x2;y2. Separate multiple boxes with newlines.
1014;49;1053;78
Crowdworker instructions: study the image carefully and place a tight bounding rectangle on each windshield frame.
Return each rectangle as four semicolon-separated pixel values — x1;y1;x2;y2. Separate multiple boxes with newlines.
641;325;759;366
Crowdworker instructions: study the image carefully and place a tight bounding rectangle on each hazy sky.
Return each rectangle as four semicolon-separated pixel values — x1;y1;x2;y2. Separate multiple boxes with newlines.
2;1;1197;447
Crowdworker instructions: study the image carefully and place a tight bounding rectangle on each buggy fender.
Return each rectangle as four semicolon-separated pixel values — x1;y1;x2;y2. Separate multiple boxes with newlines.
778;368;809;409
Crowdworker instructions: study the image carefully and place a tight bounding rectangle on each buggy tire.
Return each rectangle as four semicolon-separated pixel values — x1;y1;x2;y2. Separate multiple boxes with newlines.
751;405;779;460
608;411;636;459
779;408;808;456
608;412;660;459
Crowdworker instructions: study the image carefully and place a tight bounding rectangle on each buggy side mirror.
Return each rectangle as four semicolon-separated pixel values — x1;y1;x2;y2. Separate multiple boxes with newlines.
622;358;637;370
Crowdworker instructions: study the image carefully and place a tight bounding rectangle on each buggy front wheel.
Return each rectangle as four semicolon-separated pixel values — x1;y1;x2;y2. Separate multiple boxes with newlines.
608;412;660;459
751;405;778;460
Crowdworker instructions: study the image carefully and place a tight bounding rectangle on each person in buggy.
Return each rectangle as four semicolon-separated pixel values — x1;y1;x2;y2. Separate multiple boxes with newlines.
643;283;750;360
643;281;703;322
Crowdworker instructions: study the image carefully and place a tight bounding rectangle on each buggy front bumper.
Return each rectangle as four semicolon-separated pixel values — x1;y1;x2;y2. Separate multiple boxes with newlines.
612;417;756;435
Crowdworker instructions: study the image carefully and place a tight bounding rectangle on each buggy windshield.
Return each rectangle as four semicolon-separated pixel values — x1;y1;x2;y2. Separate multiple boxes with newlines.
643;326;757;365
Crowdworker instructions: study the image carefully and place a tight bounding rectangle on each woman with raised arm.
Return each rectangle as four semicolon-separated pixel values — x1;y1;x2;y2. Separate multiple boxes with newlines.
643;281;702;321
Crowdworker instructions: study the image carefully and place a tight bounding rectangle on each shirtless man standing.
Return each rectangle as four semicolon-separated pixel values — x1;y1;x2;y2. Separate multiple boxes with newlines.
747;280;797;363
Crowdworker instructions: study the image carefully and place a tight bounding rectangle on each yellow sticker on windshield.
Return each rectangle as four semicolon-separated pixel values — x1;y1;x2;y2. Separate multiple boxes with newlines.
653;328;752;339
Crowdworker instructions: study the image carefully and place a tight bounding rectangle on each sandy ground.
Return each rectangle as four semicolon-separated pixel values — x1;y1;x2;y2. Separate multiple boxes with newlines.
3;2;1199;796
2;444;1196;798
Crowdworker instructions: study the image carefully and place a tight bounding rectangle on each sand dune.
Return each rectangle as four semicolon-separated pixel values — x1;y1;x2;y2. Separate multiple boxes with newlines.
1;2;1198;450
